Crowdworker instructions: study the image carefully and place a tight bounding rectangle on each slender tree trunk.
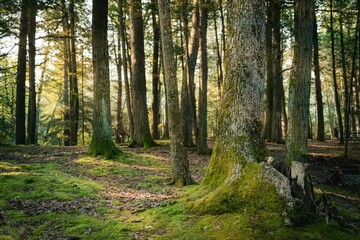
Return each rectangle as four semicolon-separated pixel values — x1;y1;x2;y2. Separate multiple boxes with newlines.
158;0;192;186
213;5;223;108
115;24;125;144
345;3;360;156
81;47;85;145
27;0;37;145
330;0;344;144
88;0;121;158
15;0;29;145
181;0;199;147
313;7;325;141
69;0;79;146
271;0;283;143
118;0;134;140
61;0;71;146
129;0;156;147
265;0;274;141
197;0;209;154
151;0;161;140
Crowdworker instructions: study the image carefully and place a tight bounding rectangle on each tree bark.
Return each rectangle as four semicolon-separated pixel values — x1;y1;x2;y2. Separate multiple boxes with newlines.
69;0;79;146
158;0;192;186
271;0;283;143
128;0;156;148
330;0;344;144
118;0;134;140
151;0;161;140
27;0;37;145
286;0;314;163
88;0;121;158
312;6;325;141
197;0;209;154
15;0;29;145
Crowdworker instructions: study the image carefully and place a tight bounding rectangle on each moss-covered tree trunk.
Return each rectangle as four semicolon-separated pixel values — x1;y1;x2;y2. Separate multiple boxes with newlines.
192;0;268;213
128;0;156;148
158;0;192;186
88;0;121;159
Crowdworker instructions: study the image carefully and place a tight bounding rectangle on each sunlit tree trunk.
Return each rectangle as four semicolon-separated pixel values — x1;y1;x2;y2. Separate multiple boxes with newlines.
88;0;121;158
15;0;29;145
128;0;156;147
158;0;192;186
27;0;37;145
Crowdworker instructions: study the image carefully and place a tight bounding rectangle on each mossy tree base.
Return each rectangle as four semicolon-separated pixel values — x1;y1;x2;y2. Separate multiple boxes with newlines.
188;163;286;216
88;139;122;159
128;138;158;149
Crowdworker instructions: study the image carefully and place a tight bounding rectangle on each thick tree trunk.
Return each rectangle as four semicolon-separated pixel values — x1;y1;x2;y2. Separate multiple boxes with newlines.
128;0;156;148
118;0;134;140
15;0;29;145
313;8;325;141
197;0;209;154
330;0;344;144
158;0;192;186
286;0;316;222
151;0;161;140
69;0;79;146
88;0;121;158
191;0;268;214
27;0;37;145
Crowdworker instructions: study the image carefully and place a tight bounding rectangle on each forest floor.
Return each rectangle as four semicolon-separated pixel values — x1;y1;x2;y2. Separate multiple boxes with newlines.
0;139;359;239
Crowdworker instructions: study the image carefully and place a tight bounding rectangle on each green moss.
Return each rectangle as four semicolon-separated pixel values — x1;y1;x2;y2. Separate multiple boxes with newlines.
189;163;285;215
88;139;122;159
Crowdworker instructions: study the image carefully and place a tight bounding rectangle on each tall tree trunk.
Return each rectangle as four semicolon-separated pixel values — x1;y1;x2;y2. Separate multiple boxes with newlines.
181;0;199;147
345;3;360;156
197;0;209;154
15;0;29;145
151;0;161;140
115;23;125;144
191;0;269;214
158;0;192;186
286;0;316;220
27;0;37;145
129;0;156;147
88;0;121;158
271;0;283;143
118;0;134;139
330;0;344;144
213;5;223;108
313;6;325;141
69;0;79;146
265;0;274;141
62;0;71;146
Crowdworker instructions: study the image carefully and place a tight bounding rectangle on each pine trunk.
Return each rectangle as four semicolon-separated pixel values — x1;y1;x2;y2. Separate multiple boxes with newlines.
313;8;325;141
197;0;209;154
27;0;37;145
88;0;121;158
15;0;29;145
129;0;156;148
158;0;192;186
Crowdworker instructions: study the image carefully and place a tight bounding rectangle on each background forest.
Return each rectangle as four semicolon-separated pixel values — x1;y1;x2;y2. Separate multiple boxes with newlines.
1;0;359;149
